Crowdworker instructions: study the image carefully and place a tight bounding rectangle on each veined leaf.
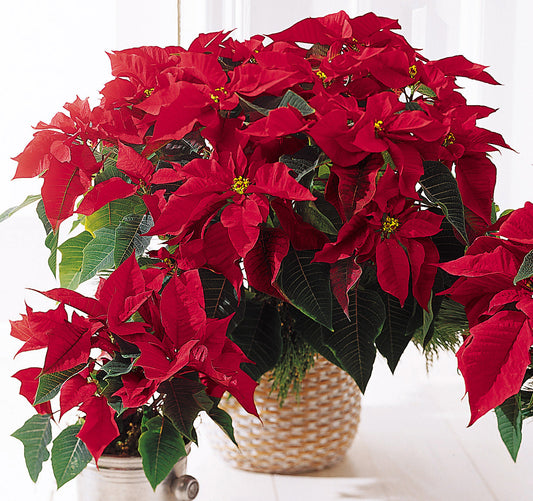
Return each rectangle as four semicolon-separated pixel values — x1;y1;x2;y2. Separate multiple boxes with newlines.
229;300;283;381
51;423;92;488
323;286;386;392
11;414;52;482
514;250;533;285
207;401;237;446
375;293;417;373
101;354;138;379
138;416;187;490
0;194;41;223
34;363;86;405
37;200;59;276
279;89;315;116
277;248;332;331
496;394;523;461
295;201;338;235
419;161;468;244
159;378;213;441
58;231;93;289
84;195;146;234
45;229;60;277
199;269;239;319
79;227;115;283
114;213;153;267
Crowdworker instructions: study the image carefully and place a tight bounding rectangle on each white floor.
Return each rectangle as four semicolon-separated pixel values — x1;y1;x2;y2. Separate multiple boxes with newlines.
2;218;533;500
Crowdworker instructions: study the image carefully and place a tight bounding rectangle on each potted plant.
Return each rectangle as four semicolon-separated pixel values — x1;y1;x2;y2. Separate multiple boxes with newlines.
440;202;533;461
5;9;509;484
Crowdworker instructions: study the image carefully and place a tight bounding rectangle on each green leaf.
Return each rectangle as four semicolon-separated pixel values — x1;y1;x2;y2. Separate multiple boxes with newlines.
36;199;53;235
138;416;187;490
375;293;417;373
11;414;52;482
101;354;138;379
51;423;92;488
495;394;523;461
207;401;237;446
160;378;213;441
84;196;146;234
37;200;59;276
58;231;93;289
514;250;533;285
279;145;322;187
323;286;385;392
277;248;332;331
34;364;86;405
114;213;153;266
45;228;60;277
416;83;437;98
199;269;239;320
279;89;315;116
295;201;338;235
0;194;41;223
419;161;468;244
229;300;283;380
79;227;116;283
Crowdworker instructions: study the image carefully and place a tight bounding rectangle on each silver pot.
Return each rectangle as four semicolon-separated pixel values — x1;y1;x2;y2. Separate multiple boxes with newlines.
77;445;198;501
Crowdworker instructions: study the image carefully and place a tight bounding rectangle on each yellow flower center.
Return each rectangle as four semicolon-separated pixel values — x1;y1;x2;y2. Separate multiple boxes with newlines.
409;65;418;78
231;176;250;195
374;119;384;135
316;70;327;81
382;216;400;235
443;132;456;147
210;87;228;104
144;88;155;97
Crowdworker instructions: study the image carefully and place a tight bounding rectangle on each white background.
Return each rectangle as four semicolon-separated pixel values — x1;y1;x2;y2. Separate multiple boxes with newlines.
1;2;532;500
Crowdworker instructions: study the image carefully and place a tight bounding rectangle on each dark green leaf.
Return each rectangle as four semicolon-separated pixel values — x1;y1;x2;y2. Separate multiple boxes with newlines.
101;354;138;379
160;378;212;441
514;250;533;285
277;248;332;331
419;161;468;244
11;414;52;482
34;364;86;405
79;227;116;283
207;401;237;446
295;201;338;235
0;194;41;223
199;269;239;319
229;300;283;380
138;416;187;490
322;286;386;392
496;394;523;461
375;293;417;373
279;90;315;116
114;213;153;266
58;231;93;289
51;423;92;488
405;102;424;111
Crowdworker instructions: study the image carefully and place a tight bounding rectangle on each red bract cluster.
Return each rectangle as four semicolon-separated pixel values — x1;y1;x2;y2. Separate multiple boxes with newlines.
8;10;511;486
442;203;533;426
12;254;256;463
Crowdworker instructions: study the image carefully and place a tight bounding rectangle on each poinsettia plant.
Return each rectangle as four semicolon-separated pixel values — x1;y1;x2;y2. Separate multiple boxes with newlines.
441;203;533;460
5;10;510;488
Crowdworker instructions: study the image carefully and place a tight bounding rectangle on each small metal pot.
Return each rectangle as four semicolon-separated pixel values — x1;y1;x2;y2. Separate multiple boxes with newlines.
77;445;198;501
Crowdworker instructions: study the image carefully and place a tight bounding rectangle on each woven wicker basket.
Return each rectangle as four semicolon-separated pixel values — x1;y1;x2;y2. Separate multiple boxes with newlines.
206;355;362;474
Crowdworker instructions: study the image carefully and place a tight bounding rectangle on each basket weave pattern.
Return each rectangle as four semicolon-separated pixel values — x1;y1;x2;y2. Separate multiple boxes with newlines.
206;356;362;474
